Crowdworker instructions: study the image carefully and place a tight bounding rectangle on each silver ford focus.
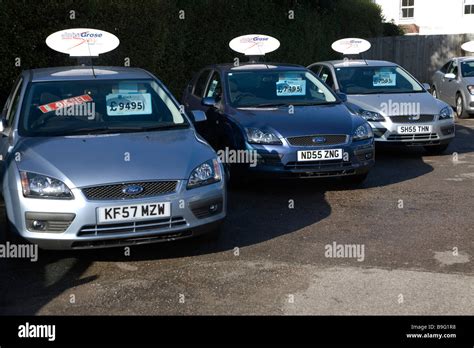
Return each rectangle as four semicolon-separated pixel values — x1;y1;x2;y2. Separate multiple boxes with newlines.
308;60;455;154
431;57;474;119
0;66;226;250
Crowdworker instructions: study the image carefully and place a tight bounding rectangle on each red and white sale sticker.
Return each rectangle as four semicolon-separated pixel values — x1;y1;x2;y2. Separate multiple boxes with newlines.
38;94;93;113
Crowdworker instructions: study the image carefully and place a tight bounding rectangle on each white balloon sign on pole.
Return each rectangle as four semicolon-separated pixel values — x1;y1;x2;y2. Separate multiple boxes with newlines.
229;34;280;56
46;28;120;57
461;41;474;53
331;38;371;55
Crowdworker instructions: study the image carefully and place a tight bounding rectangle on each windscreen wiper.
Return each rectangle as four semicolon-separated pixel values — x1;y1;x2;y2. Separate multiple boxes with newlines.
250;103;292;108
359;91;394;95
58;127;113;136
59;124;189;136
290;101;339;106
250;101;337;108
139;123;190;131
360;90;420;95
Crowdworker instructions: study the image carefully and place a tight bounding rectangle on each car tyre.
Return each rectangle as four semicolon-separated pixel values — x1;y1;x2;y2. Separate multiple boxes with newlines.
424;144;449;155
456;93;470;119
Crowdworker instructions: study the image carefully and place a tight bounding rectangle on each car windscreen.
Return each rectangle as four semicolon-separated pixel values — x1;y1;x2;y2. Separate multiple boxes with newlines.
226;70;337;108
461;61;474;77
335;66;424;95
19;79;188;137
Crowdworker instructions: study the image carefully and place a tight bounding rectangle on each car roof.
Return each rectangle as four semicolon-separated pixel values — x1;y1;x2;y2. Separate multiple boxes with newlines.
208;62;307;72
455;56;474;62
26;66;153;82
319;59;398;68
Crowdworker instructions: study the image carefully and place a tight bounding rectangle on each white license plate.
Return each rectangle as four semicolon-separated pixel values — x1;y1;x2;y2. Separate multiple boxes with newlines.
297;149;343;161
397;125;432;134
97;202;171;223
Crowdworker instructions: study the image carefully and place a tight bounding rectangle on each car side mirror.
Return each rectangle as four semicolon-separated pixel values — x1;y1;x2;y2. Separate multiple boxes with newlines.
336;92;347;102
444;73;456;80
191;110;207;123
422;83;431;91
202;97;217;107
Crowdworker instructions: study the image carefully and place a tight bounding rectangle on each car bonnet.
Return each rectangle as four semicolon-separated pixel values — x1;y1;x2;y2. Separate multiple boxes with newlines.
346;92;443;116
14;129;215;188
229;103;355;138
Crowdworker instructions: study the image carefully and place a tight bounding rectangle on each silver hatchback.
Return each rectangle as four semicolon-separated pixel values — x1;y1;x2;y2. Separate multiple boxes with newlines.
308;60;455;154
431;57;474;119
0;66;226;250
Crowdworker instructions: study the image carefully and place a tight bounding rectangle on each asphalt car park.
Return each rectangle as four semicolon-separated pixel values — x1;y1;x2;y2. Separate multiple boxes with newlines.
1;118;473;315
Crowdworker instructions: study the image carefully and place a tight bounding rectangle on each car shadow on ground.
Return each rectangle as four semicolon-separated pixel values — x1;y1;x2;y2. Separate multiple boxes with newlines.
450;123;474;155
0;229;96;314
4;140;438;267
0;178;333;314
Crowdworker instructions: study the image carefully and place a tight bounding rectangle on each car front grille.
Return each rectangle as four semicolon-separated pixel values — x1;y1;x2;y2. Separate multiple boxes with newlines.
441;125;455;136
71;231;193;249
286;134;348;147
285;159;353;170
257;153;282;166
189;197;224;219
78;216;187;237
25;212;76;233
390;115;435;123
82;181;178;200
387;133;439;141
373;128;387;138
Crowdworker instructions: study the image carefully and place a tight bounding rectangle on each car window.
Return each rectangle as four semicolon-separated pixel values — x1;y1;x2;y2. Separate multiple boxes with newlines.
335;66;424;95
308;64;322;75
205;72;222;100
226;70;337;108
19;79;188;137
461;60;474;77
193;69;211;98
6;78;23;127
319;66;335;89
447;61;458;76
2;76;21;118
440;61;451;74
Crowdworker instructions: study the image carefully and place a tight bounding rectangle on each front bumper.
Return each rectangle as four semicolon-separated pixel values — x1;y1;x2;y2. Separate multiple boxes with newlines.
369;118;455;146
7;180;226;250
244;138;375;179
465;93;474;113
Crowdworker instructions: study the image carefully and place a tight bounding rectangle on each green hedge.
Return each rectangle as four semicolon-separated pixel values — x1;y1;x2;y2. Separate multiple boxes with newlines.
0;0;388;103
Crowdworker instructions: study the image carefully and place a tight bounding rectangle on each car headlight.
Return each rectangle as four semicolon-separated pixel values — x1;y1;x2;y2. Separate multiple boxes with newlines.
245;128;282;145
353;123;373;141
467;85;474;95
439;106;454;120
187;159;222;189
20;172;73;199
358;109;385;122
